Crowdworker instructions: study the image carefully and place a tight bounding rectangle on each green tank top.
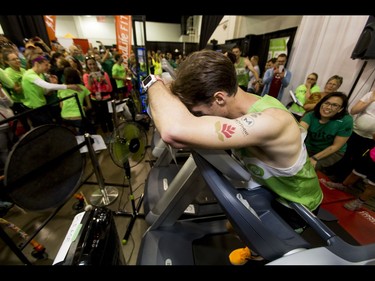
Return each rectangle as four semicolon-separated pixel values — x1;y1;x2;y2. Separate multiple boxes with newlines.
234;57;249;88
234;94;323;211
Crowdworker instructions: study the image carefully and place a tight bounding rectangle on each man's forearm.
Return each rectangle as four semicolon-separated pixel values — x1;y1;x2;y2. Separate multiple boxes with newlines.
148;81;189;133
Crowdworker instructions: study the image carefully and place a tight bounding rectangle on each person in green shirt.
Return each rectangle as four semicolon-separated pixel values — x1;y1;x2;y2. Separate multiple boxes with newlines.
57;67;94;135
22;55;81;127
112;53;129;100
232;45;260;93
300;92;353;173
3;49;30;132
288;72;320;121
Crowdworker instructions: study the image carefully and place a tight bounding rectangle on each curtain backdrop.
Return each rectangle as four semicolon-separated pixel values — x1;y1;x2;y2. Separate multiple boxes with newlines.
199;15;224;50
0;15;50;48
282;15;375;108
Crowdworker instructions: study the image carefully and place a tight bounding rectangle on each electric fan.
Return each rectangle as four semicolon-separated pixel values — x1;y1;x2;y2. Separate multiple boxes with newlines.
108;120;148;245
109;121;148;168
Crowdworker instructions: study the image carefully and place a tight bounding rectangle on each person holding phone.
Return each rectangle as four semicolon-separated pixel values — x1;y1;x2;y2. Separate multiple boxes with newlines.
261;53;292;101
288;73;320;121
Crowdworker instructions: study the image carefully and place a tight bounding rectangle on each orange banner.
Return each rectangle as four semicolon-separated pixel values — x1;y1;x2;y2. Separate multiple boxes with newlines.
115;15;132;67
43;15;57;42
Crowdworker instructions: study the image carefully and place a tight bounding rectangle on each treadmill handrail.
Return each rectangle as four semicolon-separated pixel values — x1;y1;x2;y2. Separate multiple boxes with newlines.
194;148;251;182
192;151;311;261
193;150;375;264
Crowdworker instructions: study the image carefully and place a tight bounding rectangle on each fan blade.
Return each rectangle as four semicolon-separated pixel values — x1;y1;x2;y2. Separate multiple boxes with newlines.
112;137;130;164
109;122;147;168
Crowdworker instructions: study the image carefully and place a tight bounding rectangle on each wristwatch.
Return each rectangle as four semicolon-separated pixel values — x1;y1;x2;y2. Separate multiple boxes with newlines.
142;74;162;92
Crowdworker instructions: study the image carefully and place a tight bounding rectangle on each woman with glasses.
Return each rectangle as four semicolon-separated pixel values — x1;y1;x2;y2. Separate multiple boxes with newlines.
3;49;30;134
300;92;353;172
320;89;375;186
288;72;320;121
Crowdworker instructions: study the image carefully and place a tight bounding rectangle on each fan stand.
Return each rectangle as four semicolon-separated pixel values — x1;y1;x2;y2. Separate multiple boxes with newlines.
109;99;146;245
84;133;119;207
115;160;145;245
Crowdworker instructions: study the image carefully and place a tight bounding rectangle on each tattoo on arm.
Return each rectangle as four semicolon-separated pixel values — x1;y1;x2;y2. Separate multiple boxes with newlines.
215;121;236;141
237;114;258;136
214;113;260;141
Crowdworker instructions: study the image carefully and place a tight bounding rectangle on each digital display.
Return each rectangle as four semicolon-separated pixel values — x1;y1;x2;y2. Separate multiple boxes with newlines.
142;75;152;87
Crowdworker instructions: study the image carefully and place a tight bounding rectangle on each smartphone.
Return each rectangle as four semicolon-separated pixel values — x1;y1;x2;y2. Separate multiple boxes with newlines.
278;65;284;72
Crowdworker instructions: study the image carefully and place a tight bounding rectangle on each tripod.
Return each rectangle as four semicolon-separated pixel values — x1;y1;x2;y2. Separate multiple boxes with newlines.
115;160;145;245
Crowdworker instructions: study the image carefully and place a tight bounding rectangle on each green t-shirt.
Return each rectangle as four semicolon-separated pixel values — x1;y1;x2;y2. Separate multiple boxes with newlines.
57;85;90;118
4;67;26;103
112;63;126;88
0;68;15;105
289;84;321;116
234;57;249;88
302;112;353;154
22;69;47;109
101;58;115;79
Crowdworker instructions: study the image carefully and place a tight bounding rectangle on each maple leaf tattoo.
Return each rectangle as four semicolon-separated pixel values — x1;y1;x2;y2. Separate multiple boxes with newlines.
215;121;236;141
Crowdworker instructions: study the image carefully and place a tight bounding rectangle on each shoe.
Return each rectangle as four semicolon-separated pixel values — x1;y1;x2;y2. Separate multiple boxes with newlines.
229;247;264;265
229;247;251;265
344;198;363;211
319;178;346;191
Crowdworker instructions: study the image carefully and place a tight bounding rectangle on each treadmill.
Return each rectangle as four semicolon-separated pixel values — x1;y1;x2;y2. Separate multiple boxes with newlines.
137;150;375;265
143;130;224;224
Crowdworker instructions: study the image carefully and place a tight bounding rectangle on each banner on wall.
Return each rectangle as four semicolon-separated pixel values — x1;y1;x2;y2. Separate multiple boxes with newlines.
43;15;57;42
115;16;132;67
267;37;289;60
73;38;90;55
